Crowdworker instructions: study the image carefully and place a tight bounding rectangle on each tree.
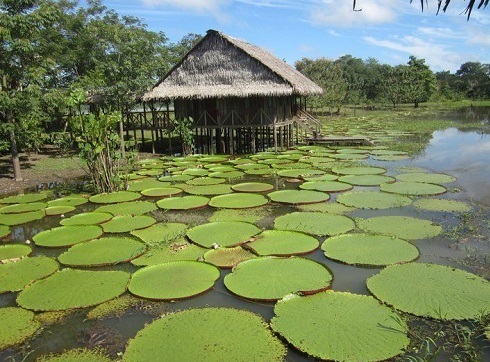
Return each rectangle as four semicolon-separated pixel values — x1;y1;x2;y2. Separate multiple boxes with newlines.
0;0;66;181
406;56;437;108
381;65;410;108
455;62;490;100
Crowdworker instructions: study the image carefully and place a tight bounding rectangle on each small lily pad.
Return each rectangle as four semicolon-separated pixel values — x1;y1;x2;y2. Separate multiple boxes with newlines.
33;225;103;248
0;307;41;350
131;222;188;246
358;216;442;240
141;187;183;197
0;202;47;214
89;191;142;204
412;198;472;213
17;268;130;311
367;263;490;320
246;230;319;256
131;237;207;266
129;261;220;300
0;193;47;204
268;190;330;205
322;233;419;266
102;215;156;233
187;221;261;248
380;181;446;196
94;201;157;215
274;212;355;236
203;246;256;268
0;244;32;262
60;212;113;226
0;210;45;225
157;195;209;210
224;257;332;301
337;191;412;209
0;256;59;293
208;193;269;209
231;182;274;193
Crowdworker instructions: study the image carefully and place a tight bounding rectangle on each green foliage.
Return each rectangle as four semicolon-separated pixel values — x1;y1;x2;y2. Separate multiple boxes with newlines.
0;307;41;351
173;117;195;156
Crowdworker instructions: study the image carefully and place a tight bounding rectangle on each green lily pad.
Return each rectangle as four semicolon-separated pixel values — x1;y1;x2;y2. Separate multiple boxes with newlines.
244;168;276;176
296;202;355;214
187;221;261;248
246;230;319;256
33;225;103;248
367;263;490;320
58;237;147;267
17;269;130;311
157;195;209;210
89;191;142;204
277;168;325;178
332;166;386;175
380;181;447;196
0;225;11;238
412;198;472;213
274;212;355;236
131;222;188;246
185;184;233;196
47;196;88;207
102;215;156;233
0;307;41;350
129;261;220;300
199;155;230;163
122;308;286;362
209;170;245;180
35;348;113;362
299;181;353;193
339;174;395;186
209;208;269;224
0;202;47;214
141;187;183;197
183;168;210;176
128;178;171;191
60;212;113;226
231;182;274;193
45;206;76;216
0;193;47;204
208;193;269;209
373;155;410;161
94;201;157;215
330;153;368;160
0;256;59;293
86;294;140;320
337;191;412;209
268;190;330;205
158;174;194;182
224;257;332;301
301;174;339;181
322;233;419;266
271;291;409;361
358;216;442;240
0;210;45;225
234;163;269;170
0;244;32;262
185;177;226;186
203;246;256;268
131;237;207;266
395;172;456;184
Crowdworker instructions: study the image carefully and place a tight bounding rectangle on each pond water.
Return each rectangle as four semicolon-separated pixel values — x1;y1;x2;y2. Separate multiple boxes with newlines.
1;115;490;361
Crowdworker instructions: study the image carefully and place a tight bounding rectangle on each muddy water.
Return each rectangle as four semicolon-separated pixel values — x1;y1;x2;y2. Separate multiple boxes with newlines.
1;124;490;361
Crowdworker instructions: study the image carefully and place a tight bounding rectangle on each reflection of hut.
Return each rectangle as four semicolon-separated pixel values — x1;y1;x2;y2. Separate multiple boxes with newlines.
139;29;323;154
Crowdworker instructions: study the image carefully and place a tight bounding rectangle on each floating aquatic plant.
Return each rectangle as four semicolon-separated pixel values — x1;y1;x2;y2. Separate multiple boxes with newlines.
208;193;269;209
0;256;59;293
245;230;319;256
33;225;103;248
0;202;47;214
47;196;88;207
35;348;113;362
102;215;156;233
140;187;183;197
0;210;45;226
0;193;47;204
94;201;157;216
412;198;472;212
338;174;395;186
185;184;233;196
299;180;352;193
0;225;11;238
187;221;261;248
274;212;355;236
380;181;447;196
395;172;456;184
337;191;412;209
231;182;274;193
157;195;209;210
89;191;142;204
267;190;330;205
0;244;32;262
203;246;256;268
60;212;113;226
357;216;442;240
44;205;76;216
131;237;207;266
0;307;41;351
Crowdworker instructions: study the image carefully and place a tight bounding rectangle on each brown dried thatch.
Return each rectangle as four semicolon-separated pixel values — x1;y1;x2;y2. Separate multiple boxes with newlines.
142;30;323;101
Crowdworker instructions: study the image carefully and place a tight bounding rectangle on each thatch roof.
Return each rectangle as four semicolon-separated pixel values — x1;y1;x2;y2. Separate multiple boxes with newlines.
142;30;323;101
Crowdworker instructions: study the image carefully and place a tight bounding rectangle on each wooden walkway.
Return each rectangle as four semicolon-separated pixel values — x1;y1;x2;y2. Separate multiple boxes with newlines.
304;136;373;146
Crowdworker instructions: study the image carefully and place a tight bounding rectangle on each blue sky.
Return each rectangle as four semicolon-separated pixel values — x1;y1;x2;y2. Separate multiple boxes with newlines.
96;0;489;72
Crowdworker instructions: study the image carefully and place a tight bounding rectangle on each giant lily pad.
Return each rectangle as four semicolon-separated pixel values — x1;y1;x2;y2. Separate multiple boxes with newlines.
102;215;156;233
89;191;141;204
17;269;130;311
395;172;456;184
337;191;412;209
94;201;157;215
0;256;59;293
44;205;76;216
122;308;286;362
274;212;355;236
141;187;183;198
0;210;45;225
380;181;446;196
231;182;274;193
157;195;209;210
267;190;329;205
203;246;256;268
58;237;147;267
277;168;325;178
358;216;441;240
0;225;11;238
185;177;225;186
131;222;188;246
0;244;31;262
158;174;194;183
412;198;472;213
0;202;47;214
322;233;419;266
244;168;276;176
332;166;386;175
367;263;490;320
271;291;409;361
47;196;88;207
296;202;355;214
0;307;41;350
187;221;261;248
224;257;332;301
209;208;269;224
208;193;269;209
35;348;113;362
0;193;47;204
339;174;395;186
131;238;207;266
299;181;352;193
246;230;319;256
128;179;170;191
185;184;233;196
128;261;220;300
33;225;103;248
60;212;113;226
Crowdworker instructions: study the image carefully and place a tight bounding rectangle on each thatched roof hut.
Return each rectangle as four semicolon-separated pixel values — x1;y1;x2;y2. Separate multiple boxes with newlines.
142;29;323;101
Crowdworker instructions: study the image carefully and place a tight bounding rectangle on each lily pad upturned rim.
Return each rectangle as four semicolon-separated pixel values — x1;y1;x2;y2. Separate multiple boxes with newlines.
367;262;490;320
271;291;409;362
245;230;319;256
122;307;286;362
231;182;274;193
156;195;210;210
89;191;142;204
0;244;32;262
380;181;447;196
128;261;220;300
94;200;157;216
208;193;269;209
395;172;456;184
0;225;11;238
187;221;261;248
33;225;104;248
60;212;113;226
0;202;47;214
140;187;183;198
267;190;330;205
0;210;45;226
0;193;48;204
44;205;77;216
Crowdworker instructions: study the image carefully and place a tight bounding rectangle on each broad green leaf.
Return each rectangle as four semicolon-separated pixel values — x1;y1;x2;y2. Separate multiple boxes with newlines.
0;307;41;350
187;221;261;248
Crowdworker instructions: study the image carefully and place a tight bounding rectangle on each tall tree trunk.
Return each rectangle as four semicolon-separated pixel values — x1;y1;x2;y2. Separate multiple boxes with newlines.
9;127;23;182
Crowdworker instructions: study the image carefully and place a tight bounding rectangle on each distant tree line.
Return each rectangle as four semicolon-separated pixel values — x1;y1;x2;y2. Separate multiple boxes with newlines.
295;56;490;113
